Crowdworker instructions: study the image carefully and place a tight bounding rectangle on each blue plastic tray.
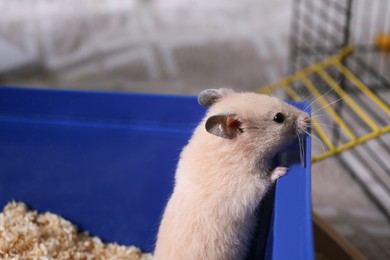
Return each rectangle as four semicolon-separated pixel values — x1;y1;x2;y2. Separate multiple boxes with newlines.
0;87;313;259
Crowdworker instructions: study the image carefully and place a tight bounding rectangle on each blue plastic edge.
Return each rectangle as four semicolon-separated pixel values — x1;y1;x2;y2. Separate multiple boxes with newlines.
0;86;202;130
267;102;314;260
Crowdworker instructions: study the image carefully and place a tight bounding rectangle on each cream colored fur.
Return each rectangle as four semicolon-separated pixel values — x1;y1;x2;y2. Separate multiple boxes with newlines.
154;89;309;260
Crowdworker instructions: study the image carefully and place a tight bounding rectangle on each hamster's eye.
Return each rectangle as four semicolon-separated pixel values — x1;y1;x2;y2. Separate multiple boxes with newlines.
273;113;285;124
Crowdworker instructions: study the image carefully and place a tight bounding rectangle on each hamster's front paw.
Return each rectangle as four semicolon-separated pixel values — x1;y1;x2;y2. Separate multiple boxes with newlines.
270;167;288;182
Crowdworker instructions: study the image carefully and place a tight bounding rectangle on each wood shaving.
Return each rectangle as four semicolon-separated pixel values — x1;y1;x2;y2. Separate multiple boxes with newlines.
0;202;152;260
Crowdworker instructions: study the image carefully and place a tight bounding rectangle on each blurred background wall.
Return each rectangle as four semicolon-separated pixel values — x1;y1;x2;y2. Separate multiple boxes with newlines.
0;0;292;94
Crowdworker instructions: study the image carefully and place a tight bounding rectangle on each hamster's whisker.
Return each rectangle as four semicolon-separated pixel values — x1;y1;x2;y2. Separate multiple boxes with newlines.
303;130;327;154
333;76;344;87
311;97;344;115
309;122;340;130
297;102;310;113
296;133;305;166
301;87;312;102
310;114;332;120
295;85;311;104
305;87;334;112
311;75;345;105
301;101;311;114
265;85;272;97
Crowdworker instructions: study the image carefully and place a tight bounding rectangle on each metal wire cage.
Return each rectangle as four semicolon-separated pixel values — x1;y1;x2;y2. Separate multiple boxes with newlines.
289;0;390;88
259;0;390;160
289;0;352;73
258;0;390;220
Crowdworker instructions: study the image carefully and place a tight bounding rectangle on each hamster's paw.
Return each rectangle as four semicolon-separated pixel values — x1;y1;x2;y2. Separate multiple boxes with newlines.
270;167;288;182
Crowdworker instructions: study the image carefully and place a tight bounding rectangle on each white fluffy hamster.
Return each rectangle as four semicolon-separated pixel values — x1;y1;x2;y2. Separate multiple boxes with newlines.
154;88;310;260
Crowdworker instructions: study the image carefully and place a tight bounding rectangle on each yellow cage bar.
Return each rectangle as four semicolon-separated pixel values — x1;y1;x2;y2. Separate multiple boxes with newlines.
257;47;390;163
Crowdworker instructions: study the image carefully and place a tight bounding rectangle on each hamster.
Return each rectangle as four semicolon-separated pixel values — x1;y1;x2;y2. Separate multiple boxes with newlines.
154;88;310;260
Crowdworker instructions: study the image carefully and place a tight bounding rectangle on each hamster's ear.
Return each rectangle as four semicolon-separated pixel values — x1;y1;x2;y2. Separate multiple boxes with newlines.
205;113;242;139
198;88;232;107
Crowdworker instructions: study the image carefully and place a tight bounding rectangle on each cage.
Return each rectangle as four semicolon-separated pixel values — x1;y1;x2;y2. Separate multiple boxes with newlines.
259;0;390;223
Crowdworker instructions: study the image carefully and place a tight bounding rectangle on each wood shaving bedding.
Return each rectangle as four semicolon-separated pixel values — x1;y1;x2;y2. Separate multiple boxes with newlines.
0;202;152;260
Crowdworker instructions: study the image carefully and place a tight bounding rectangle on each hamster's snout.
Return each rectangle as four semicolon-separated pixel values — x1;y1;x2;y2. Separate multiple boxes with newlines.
296;114;311;134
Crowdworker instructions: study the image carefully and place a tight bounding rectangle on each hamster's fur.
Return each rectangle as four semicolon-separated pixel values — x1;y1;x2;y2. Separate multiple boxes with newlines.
154;89;310;260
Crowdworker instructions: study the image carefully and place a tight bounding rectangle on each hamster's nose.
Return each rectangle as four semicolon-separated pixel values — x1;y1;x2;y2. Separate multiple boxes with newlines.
304;116;311;127
297;114;311;134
